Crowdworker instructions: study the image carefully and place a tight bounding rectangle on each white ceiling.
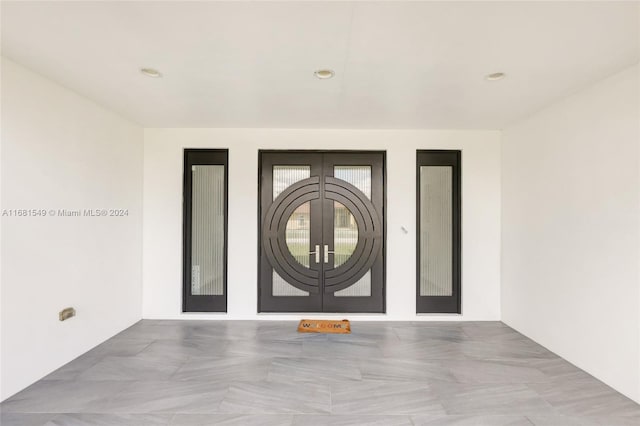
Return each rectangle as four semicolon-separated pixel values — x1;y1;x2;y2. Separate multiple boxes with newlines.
2;1;638;129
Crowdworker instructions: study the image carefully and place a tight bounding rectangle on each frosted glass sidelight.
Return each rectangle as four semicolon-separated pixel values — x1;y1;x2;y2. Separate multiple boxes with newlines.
420;166;453;296
334;201;358;267
335;270;371;297
191;165;225;296
334;166;371;199
273;166;310;200
286;202;310;268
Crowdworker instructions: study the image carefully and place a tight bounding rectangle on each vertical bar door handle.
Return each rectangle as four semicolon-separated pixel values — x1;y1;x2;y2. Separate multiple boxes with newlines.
324;245;335;263
310;245;320;263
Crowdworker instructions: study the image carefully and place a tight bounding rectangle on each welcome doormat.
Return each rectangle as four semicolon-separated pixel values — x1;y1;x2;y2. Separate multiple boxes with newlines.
297;319;351;334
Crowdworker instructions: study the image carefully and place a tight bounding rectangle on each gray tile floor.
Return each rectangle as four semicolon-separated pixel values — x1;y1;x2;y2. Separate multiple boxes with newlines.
2;321;639;425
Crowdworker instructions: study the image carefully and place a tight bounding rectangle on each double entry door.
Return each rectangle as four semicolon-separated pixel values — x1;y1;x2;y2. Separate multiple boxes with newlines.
259;151;385;313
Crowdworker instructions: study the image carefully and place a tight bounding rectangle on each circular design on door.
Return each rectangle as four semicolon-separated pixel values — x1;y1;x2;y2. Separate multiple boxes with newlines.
333;201;358;268
285;202;312;268
323;176;382;293
262;175;382;295
263;176;321;294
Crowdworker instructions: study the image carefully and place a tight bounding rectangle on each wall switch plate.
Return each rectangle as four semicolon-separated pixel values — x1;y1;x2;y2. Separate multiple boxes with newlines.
59;307;76;321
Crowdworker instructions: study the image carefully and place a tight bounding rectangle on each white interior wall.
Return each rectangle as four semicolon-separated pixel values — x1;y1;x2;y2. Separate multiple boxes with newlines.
4;46;637;407
143;128;501;321
0;59;144;400
501;64;640;403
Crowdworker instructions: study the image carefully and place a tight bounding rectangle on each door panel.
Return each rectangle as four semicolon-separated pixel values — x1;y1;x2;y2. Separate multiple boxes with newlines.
259;151;385;313
321;153;384;312
260;153;323;312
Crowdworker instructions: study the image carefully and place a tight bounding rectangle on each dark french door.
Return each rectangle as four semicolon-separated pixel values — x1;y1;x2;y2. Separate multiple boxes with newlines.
259;151;385;313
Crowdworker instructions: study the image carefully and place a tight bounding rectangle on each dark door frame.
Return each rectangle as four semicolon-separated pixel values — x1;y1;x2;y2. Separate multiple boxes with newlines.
258;150;387;313
183;149;229;312
416;150;462;314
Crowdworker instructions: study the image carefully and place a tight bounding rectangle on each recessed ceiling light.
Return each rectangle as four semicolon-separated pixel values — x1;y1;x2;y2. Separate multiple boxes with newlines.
486;72;506;81
314;69;335;80
140;68;162;78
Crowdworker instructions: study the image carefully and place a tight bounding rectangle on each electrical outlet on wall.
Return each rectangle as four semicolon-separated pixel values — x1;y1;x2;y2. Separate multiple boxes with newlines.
59;307;75;321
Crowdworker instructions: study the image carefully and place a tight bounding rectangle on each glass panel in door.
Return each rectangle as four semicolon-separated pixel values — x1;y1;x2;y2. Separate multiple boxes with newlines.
272;165;311;297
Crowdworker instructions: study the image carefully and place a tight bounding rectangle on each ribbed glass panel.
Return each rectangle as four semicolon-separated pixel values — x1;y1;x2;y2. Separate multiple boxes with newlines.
420;166;453;296
191;165;225;296
334;201;358;267
273;165;311;297
273;166;310;200
334;166;371;199
333;166;370;297
334;270;371;297
285;202;310;268
273;270;309;296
